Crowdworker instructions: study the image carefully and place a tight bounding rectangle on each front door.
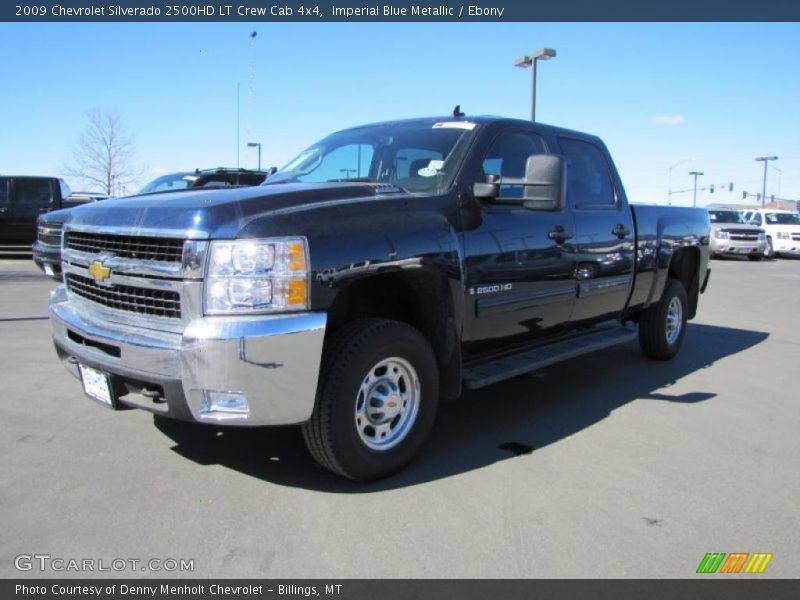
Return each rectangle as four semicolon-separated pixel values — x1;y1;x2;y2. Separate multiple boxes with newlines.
461;129;577;357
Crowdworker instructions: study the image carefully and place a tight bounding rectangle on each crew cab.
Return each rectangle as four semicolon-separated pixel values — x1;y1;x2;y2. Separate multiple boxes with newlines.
0;176;78;255
48;116;711;481
741;208;800;258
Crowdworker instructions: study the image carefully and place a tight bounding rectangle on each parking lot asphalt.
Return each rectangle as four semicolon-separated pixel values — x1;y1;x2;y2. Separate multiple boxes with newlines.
1;256;798;579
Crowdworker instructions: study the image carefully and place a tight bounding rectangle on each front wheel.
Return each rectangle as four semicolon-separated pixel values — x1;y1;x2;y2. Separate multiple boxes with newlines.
302;319;439;481
765;237;775;259
638;278;688;361
748;253;764;262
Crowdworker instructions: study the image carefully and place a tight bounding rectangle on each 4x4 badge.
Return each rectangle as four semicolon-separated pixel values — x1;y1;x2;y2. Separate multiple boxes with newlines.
88;260;111;284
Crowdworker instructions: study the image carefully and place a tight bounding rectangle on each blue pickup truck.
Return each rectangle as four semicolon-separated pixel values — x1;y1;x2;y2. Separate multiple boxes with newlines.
49;115;711;481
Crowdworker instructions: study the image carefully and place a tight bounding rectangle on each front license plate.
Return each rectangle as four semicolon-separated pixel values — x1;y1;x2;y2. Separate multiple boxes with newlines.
737;247;753;254
78;364;114;408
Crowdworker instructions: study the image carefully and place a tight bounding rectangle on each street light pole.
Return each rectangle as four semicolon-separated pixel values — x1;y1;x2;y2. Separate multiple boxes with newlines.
247;142;262;170
689;171;704;207
668;158;694;205
755;156;778;207
515;48;557;122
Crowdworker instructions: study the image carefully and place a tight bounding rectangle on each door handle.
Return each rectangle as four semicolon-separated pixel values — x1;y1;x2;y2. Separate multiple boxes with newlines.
548;226;573;244
612;224;630;239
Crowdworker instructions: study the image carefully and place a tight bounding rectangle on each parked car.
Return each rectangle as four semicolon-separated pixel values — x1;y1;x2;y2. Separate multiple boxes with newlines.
136;167;274;195
32;168;274;278
707;208;767;260
49;115;710;481
0;175;85;255
741;208;800;258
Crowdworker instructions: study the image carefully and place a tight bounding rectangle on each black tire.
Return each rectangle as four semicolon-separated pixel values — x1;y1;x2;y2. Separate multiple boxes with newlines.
302;319;439;481
638;278;688;361
748;253;764;262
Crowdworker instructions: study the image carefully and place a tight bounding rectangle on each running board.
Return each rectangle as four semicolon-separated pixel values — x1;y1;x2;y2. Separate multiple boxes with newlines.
463;326;638;389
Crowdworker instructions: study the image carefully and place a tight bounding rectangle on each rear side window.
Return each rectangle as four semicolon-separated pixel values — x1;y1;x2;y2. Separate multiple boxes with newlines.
558;138;616;207
0;178;9;204
14;179;54;207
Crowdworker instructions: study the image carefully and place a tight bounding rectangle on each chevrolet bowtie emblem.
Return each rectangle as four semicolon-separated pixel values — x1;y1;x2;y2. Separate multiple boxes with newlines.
88;260;111;283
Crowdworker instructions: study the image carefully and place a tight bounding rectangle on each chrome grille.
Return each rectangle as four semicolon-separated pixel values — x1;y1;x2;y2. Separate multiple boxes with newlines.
65;231;184;263
66;273;181;319
38;224;63;247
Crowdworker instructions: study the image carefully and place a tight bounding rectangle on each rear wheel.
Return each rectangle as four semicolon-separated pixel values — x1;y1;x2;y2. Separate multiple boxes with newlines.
638;278;688;361
302;319;439;481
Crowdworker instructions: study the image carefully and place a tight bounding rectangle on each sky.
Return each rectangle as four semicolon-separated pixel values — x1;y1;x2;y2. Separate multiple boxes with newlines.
0;22;798;206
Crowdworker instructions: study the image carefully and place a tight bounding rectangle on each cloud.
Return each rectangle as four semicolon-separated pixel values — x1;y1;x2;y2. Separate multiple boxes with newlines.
651;115;686;126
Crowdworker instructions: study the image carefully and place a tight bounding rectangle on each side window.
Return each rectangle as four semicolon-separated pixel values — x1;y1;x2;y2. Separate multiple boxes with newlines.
0;178;10;205
558;138;616;207
14;179;54;207
751;213;762;226
482;131;547;198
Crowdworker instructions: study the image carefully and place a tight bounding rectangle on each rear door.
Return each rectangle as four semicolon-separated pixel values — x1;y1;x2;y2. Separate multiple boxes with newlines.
557;136;635;326
0;177;12;243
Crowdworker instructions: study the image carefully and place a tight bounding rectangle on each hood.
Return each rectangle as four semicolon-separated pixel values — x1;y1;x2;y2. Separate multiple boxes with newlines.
65;182;404;238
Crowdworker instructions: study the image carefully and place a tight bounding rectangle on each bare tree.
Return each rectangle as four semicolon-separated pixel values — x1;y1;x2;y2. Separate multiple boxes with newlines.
63;108;143;196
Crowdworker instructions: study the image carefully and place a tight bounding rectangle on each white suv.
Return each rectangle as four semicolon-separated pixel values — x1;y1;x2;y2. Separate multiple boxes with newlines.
742;209;800;258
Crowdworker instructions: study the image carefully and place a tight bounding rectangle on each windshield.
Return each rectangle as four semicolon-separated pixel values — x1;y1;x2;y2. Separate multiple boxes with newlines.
136;172;197;195
764;212;800;225
265;121;477;193
709;210;746;224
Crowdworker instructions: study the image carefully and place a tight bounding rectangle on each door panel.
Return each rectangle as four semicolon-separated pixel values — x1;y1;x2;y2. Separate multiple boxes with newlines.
0;178;11;242
5;178;55;243
461;129;578;356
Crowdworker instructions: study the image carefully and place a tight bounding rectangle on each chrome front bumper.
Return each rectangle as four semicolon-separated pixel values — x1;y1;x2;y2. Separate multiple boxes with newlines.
709;238;767;256
49;285;326;426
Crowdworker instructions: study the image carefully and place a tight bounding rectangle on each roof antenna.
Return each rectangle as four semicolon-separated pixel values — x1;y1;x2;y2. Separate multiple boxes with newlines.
453;104;465;117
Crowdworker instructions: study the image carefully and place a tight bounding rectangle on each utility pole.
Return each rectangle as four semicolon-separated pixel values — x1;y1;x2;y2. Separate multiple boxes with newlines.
689;171;704;207
755;156;778;207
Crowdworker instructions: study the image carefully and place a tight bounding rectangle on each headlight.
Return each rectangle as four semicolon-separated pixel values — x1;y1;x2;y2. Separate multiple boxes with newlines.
205;238;308;314
777;232;791;240
713;229;729;240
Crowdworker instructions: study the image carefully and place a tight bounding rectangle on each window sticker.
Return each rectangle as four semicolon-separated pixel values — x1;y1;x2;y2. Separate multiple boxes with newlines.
418;160;445;177
432;122;476;130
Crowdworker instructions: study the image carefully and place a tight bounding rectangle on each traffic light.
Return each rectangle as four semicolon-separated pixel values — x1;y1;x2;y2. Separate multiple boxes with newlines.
742;191;748;199
729;182;734;192
710;184;715;194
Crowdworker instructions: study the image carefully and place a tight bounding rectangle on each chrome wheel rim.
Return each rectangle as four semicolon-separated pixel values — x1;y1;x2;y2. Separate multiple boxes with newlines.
665;297;683;345
354;357;420;451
